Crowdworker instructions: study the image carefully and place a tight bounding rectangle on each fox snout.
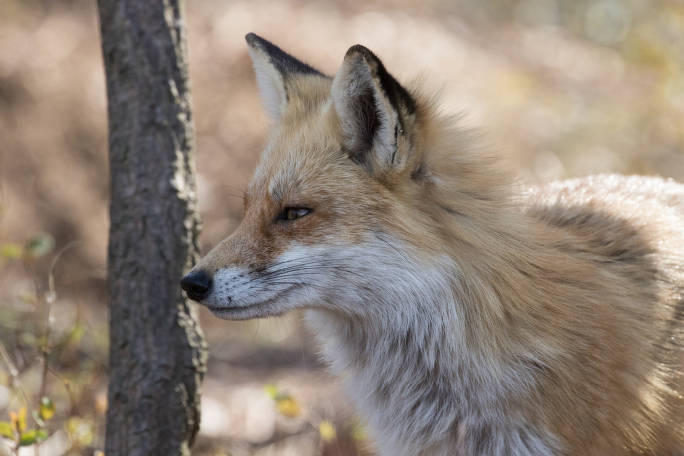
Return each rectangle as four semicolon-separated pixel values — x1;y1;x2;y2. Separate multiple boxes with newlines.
180;269;212;302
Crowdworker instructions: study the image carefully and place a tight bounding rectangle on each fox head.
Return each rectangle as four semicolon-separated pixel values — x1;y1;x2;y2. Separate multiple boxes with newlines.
181;33;487;321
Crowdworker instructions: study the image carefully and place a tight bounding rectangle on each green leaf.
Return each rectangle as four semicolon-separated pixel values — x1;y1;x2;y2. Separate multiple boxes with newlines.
0;421;14;439
19;429;47;446
39;397;55;421
25;234;55;258
19;431;37;446
264;384;278;399
0;243;24;259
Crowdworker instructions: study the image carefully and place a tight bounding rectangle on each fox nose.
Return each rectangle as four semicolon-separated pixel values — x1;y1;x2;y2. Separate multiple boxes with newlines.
180;270;212;301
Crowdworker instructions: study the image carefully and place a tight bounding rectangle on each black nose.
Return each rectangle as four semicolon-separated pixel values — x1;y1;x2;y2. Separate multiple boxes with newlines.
180;270;212;301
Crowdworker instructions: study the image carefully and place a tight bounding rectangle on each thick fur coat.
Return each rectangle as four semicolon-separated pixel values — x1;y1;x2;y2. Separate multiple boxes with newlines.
182;34;684;455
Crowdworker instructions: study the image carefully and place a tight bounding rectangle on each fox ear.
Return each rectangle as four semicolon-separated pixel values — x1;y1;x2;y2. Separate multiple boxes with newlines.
245;33;324;121
332;45;416;174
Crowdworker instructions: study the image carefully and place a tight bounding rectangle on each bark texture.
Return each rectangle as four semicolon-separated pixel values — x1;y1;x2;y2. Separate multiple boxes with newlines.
98;1;207;454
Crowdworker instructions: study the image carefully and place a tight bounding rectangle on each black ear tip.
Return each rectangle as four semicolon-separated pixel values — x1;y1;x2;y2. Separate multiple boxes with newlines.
345;44;377;62
245;32;263;47
245;33;325;77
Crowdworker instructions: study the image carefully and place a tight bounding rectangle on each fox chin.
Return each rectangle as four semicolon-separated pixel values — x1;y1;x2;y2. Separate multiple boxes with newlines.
181;33;684;456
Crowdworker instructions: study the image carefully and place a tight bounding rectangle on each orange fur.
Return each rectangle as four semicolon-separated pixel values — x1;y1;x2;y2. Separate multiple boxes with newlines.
185;34;683;455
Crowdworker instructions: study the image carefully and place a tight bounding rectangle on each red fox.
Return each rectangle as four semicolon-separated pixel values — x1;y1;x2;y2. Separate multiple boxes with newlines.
181;33;684;455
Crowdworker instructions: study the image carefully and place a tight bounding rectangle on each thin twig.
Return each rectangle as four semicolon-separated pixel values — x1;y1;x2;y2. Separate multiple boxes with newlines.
38;241;79;400
35;241;80;456
38;241;80;400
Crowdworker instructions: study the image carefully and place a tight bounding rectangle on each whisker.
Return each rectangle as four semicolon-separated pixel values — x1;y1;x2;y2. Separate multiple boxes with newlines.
259;262;367;278
262;266;367;281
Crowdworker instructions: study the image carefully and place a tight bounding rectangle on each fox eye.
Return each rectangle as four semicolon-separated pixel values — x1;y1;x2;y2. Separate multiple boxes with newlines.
279;207;312;221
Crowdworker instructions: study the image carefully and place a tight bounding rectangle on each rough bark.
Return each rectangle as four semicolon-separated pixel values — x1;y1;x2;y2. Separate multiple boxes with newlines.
98;1;207;454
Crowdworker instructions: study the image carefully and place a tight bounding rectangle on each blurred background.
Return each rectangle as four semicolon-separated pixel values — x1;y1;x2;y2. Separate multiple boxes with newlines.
1;0;682;454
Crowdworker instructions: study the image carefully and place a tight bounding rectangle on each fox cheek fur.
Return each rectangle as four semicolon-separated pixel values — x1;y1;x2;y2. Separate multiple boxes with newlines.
181;33;684;456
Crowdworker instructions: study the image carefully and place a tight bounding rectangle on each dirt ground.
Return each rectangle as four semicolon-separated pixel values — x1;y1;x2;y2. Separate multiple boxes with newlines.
1;0;683;454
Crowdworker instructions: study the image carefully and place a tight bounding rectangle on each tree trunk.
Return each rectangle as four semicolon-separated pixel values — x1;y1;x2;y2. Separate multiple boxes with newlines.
97;1;207;454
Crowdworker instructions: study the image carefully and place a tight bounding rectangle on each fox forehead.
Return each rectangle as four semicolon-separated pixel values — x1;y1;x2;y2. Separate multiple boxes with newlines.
249;102;346;203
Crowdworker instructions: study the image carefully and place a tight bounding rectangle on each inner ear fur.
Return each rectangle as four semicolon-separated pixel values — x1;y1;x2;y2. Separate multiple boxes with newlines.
331;45;416;174
245;33;326;121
